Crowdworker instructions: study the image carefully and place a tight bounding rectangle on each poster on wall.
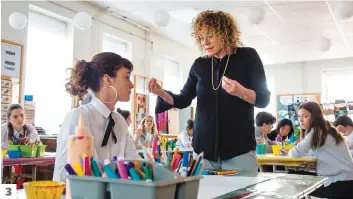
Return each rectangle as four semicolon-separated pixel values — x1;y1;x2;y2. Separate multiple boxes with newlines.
1;41;22;78
135;93;147;129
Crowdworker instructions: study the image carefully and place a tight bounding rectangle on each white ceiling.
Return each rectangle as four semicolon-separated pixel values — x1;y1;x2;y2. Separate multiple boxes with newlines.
91;1;353;65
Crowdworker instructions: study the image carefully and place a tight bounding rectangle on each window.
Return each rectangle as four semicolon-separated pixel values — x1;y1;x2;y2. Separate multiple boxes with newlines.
102;33;132;112
322;69;353;103
254;75;276;121
25;10;73;134
164;57;182;94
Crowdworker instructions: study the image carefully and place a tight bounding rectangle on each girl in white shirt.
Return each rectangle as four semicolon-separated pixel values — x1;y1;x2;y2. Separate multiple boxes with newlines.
53;52;141;182
1;104;40;148
176;119;193;148
282;102;353;198
133;115;158;150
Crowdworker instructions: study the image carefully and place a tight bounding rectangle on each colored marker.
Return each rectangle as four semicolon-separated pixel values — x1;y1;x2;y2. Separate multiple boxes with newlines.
172;154;182;171
64;164;77;175
187;160;197;176
129;168;141;180
170;148;179;169
126;162;134;172
117;157;128;179
83;155;91;176
192;156;203;176
104;166;118;179
144;166;152;182
91;159;101;177
133;161;145;178
193;162;203;176
73;162;84;176
180;153;189;177
152;137;158;157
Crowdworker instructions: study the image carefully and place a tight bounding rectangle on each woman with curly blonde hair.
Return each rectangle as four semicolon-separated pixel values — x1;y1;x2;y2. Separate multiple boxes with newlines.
149;10;270;174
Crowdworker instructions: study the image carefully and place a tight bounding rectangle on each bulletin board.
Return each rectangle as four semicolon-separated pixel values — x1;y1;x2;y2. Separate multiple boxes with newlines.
276;93;321;126
1;39;25;123
134;75;148;131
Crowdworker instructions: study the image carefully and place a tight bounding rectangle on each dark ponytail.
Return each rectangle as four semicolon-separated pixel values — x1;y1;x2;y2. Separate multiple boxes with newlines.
117;108;131;120
65;52;134;99
186;119;194;130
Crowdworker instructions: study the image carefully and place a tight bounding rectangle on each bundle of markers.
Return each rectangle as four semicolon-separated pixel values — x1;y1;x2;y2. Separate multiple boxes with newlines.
142;137;203;177
64;153;153;181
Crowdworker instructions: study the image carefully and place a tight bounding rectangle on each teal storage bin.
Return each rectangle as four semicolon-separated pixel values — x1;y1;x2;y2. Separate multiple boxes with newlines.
67;160;202;199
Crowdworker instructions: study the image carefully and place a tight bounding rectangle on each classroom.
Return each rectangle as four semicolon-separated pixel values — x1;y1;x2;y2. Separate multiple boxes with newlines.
1;1;353;199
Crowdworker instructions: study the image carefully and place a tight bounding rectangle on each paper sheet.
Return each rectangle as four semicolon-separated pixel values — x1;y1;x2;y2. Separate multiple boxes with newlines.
197;175;277;199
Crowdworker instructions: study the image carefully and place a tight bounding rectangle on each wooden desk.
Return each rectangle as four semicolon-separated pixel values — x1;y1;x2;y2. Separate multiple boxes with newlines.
257;154;316;172
159;134;179;139
2;152;56;182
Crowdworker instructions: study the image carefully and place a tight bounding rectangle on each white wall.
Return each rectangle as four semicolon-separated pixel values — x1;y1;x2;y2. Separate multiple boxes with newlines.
265;57;353;95
1;1;199;101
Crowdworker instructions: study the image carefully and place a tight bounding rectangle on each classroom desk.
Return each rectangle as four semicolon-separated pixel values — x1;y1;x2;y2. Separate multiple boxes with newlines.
159;133;179;139
257;154;317;173
2;152;56;182
15;173;328;199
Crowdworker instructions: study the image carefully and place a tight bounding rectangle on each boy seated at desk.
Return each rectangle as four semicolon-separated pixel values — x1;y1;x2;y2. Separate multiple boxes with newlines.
254;112;276;145
133;115;158;150
1;104;42;148
333;115;353;156
176;119;193;148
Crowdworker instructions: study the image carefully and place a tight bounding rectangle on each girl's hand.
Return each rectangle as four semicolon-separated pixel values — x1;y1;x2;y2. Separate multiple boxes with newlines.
280;149;288;156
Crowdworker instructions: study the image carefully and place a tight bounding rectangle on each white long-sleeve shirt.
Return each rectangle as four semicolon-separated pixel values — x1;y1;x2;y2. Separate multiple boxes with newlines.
345;133;353;156
1;123;40;147
53;96;141;182
176;130;192;148
288;131;353;186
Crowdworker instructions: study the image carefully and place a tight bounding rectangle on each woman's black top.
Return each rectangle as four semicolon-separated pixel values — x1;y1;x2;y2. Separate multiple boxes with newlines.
156;47;270;161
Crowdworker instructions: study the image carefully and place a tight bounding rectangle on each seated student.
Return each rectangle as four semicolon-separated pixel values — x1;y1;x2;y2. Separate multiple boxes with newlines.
282;102;353;198
1;104;41;148
254;112;276;144
333;115;353;156
268;119;294;142
53;52;141;182
117;108;132;128
176;119;193;148
133;115;158;150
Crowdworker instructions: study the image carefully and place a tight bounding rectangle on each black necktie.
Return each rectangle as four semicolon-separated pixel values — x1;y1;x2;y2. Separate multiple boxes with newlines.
101;113;117;147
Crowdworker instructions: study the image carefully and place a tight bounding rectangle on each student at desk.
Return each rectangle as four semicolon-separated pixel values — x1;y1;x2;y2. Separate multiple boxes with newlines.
254;112;276;145
176;119;194;148
53;52;141;182
117;108;132;128
1;104;41;147
133;115;158;150
268;119;294;142
282;102;353;198
333;115;353;156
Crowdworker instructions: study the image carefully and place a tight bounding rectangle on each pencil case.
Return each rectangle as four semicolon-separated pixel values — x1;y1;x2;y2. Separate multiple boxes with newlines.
66;160;202;199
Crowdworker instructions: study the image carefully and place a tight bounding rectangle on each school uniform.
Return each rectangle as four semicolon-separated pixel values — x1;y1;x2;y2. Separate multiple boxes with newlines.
156;47;269;174
288;130;353;198
176;130;193;148
53;95;141;182
345;133;353;156
137;131;156;148
1;123;40;146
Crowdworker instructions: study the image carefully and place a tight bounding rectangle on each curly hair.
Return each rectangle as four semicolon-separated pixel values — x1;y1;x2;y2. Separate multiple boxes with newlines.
191;10;242;53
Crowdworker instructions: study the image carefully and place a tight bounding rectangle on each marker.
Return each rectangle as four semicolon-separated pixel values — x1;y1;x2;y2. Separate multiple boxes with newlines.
126;162;134;172
192;156;203;176
65;164;77;175
187;160;196;176
180;152;189;177
170;148;179;169
190;152;203;176
152;137;158;157
73;162;84;176
129;168;141;180
83;155;91;176
172;154;182;171
133;161;145;178
193;162;203;176
216;170;237;175
91;159;102;177
104;166;118;179
117;157;128;179
144;166;152;182
167;153;172;168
